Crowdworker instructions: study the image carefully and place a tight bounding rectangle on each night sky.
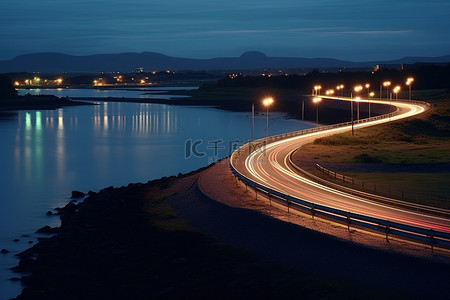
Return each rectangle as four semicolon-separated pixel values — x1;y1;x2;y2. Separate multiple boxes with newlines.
1;0;449;61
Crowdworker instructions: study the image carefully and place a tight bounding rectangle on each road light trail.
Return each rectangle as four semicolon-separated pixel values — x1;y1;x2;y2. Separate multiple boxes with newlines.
232;96;450;234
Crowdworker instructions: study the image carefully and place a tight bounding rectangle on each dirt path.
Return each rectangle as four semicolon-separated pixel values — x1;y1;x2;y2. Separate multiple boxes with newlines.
166;159;450;299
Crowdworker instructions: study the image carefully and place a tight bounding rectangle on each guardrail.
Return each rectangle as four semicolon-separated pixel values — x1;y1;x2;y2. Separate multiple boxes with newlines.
230;98;450;249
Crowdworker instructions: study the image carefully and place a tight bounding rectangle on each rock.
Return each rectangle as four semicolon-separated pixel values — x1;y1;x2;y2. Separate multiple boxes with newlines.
46;210;53;216
1;249;9;254
71;190;85;199
61;201;78;214
8;277;21;281
13;257;36;272
36;225;59;234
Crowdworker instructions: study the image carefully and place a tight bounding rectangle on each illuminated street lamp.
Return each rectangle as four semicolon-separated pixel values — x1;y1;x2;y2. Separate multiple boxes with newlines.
393;85;401;100
313;85;322;96
263;97;274;138
369;92;375;118
313;97;322;124
354;85;363;120
336;84;344;97
383;81;391;99
406;77;414;100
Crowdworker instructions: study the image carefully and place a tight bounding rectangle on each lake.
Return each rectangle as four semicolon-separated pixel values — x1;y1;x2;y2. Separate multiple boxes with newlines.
0;88;314;299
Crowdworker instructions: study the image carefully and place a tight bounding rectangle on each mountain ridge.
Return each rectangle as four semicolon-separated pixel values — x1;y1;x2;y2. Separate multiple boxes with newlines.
1;51;449;73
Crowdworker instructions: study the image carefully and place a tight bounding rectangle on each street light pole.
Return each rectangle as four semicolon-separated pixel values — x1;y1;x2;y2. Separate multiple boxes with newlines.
383;81;391;99
406;77;414;100
369;92;375;118
313;97;322;124
354;85;362;121
350;92;354;135
302;99;305;121
263;97;274;139
251;103;254;142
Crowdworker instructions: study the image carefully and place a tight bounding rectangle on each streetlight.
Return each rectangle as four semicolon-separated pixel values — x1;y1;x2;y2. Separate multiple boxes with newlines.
313;85;322;96
406;77;414;100
365;84;370;119
251;103;255;143
369;92;375;118
313;97;322;124
336;84;344;97
383;81;391;99
393;85;401;100
263;97;274;138
354;85;363;120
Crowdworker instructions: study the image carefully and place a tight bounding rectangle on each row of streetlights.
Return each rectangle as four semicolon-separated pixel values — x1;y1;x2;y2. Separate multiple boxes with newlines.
315;77;414;101
253;77;414;141
312;77;415;134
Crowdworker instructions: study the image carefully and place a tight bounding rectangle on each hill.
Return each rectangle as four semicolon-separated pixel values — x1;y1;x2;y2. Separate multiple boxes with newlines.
1;51;449;73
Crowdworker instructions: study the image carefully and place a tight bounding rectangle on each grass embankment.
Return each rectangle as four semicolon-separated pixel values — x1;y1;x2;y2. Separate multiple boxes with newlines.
13;176;355;299
297;90;450;198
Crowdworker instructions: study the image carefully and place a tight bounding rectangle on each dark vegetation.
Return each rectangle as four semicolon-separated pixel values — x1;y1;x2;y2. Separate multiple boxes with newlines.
0;75;91;110
0;74;18;99
209;63;450;92
12;177;343;299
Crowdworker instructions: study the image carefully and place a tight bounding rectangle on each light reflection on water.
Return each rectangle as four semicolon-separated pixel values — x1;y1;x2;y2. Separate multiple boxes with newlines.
18;87;196;99
0;101;314;298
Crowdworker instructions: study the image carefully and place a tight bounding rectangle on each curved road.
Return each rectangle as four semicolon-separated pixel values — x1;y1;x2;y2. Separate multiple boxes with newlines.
231;96;450;233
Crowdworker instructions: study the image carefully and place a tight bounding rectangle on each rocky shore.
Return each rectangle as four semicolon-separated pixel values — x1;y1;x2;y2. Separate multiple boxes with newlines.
10;171;341;299
9;160;450;299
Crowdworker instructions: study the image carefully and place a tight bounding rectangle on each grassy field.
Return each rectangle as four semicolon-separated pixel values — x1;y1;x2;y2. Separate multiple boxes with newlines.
297;90;450;198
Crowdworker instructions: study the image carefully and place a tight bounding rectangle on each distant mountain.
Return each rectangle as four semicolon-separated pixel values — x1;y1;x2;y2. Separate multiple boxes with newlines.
0;51;449;73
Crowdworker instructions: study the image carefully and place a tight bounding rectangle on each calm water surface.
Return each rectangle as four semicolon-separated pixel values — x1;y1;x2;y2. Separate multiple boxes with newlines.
19;86;195;99
0;90;314;299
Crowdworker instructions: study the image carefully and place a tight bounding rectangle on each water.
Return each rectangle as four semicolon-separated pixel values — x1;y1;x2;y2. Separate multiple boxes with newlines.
0;90;314;299
18;86;196;99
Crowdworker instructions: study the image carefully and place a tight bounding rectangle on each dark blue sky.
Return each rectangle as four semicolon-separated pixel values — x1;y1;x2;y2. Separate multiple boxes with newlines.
1;0;449;61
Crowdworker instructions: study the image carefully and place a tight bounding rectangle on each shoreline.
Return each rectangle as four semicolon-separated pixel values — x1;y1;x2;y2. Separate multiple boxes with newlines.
10;160;450;299
0;95;95;112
